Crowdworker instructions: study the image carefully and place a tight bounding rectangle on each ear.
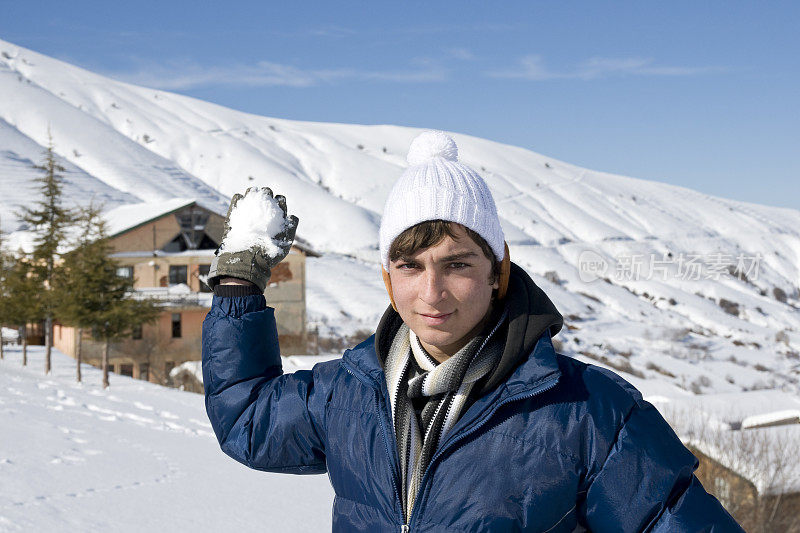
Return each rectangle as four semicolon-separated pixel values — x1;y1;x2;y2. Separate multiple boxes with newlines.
496;242;511;300
382;267;398;312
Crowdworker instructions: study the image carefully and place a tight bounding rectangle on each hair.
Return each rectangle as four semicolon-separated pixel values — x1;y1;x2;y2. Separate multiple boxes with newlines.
388;220;500;283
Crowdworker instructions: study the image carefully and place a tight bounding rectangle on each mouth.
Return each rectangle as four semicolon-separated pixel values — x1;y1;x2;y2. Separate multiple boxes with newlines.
418;311;453;326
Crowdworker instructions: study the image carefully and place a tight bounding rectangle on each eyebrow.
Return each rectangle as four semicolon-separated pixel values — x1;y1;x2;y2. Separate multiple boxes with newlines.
397;251;479;264
440;251;479;262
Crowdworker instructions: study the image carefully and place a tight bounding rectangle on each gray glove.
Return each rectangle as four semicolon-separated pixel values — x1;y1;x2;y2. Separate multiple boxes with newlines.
207;187;299;292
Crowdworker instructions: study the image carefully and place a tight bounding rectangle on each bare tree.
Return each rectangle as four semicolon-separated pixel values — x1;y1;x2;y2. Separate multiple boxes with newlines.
664;406;800;532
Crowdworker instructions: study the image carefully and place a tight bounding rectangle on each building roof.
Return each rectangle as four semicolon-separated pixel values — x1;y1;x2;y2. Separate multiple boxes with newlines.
104;198;320;257
104;198;217;238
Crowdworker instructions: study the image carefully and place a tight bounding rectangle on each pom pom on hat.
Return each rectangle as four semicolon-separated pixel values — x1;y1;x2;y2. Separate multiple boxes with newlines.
407;130;459;165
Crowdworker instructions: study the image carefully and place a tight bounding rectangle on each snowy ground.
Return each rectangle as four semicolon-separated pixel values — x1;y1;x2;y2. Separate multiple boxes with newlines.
0;346;335;532
3;339;799;532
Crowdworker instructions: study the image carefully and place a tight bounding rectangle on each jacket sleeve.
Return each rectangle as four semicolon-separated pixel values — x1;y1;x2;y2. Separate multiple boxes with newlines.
580;400;744;532
202;294;329;474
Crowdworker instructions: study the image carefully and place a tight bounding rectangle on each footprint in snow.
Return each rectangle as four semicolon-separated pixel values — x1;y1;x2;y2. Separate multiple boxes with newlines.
190;418;212;428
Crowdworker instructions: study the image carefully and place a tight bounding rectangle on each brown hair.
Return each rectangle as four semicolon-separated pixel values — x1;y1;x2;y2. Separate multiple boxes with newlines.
388;220;500;282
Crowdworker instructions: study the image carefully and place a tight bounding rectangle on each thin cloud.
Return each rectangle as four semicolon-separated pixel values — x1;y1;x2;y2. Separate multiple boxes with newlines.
305;25;356;38
488;55;726;80
387;22;522;36
105;58;448;90
447;48;475;61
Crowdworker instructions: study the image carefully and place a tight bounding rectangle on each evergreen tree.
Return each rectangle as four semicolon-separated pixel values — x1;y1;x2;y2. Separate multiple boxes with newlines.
3;250;44;366
0;222;8;360
56;206;159;387
17;133;77;374
0;216;8;360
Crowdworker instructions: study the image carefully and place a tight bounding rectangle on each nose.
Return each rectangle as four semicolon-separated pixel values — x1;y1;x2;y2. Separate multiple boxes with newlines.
419;268;447;305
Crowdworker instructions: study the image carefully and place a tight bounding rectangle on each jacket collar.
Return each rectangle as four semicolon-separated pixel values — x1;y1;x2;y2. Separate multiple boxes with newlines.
342;320;561;399
342;325;562;451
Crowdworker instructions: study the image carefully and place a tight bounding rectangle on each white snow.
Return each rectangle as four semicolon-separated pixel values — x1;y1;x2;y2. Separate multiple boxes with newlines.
742;410;800;429
1;327;19;342
170;355;340;388
305;254;388;338
0;346;335;531
219;189;289;257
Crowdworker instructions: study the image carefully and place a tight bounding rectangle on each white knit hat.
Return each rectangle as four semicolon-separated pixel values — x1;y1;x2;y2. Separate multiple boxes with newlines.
379;131;505;269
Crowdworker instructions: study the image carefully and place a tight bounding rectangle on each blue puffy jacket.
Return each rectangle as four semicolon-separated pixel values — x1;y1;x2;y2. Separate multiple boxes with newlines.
203;292;742;532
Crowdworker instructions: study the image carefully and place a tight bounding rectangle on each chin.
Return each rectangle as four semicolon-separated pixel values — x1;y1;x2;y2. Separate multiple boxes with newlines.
413;327;461;350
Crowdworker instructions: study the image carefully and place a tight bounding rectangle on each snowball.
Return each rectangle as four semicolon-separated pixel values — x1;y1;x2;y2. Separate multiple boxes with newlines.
219;189;289;257
406;130;458;165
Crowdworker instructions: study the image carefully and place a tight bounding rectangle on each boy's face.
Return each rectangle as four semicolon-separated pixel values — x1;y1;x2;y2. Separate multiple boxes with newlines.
389;224;498;362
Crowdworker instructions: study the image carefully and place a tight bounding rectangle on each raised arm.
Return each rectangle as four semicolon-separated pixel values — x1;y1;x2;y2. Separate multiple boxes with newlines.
202;292;331;473
202;187;330;473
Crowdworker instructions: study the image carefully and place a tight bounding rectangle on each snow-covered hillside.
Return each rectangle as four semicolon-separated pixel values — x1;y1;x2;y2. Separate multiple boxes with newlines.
0;346;335;532
1;36;799;399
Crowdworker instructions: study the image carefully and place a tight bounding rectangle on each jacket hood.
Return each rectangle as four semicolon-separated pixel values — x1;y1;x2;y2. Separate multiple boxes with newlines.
365;262;563;394
483;262;563;392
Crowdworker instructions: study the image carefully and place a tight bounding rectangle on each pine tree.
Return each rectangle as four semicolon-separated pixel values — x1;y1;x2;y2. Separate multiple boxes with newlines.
0;216;8;360
3;250;44;366
17;133;77;374
0;223;8;360
56;206;159;387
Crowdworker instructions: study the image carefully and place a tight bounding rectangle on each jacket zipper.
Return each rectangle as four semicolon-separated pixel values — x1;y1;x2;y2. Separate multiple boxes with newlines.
343;363;406;528
344;359;560;533
406;375;560;531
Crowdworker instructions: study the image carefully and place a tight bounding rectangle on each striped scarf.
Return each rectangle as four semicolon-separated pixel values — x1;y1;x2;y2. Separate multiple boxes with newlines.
384;309;507;521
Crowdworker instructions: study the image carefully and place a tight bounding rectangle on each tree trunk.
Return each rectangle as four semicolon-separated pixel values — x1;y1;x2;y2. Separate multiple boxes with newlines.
76;328;83;383
44;315;52;375
102;339;109;389
0;328;4;360
21;327;27;366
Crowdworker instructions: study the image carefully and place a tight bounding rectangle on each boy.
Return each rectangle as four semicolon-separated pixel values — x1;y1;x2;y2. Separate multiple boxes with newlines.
203;131;741;531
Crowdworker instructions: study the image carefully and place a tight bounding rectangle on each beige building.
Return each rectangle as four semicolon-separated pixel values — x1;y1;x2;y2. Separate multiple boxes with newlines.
53;198;316;385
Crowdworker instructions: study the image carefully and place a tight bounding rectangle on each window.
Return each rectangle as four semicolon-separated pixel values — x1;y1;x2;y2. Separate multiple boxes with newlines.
168;265;188;285
139;363;149;381
198;264;212;293
171;313;182;338
116;266;134;279
120;364;134;377
132;324;142;340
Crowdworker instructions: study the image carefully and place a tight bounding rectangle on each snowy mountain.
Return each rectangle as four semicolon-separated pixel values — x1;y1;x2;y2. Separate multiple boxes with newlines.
1;37;799;400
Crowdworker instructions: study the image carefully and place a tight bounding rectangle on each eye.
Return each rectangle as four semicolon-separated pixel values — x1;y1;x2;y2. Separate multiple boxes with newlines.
395;261;419;270
448;262;470;269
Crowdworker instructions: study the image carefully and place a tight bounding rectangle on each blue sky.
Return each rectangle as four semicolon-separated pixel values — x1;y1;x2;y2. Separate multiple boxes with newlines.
2;1;798;210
